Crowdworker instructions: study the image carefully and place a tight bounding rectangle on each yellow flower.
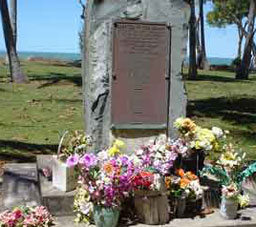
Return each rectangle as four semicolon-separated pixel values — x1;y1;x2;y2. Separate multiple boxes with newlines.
108;145;120;156
238;194;249;208
114;139;125;150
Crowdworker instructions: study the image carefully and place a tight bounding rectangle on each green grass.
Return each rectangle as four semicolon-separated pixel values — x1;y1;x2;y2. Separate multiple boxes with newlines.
185;70;256;159
0;60;83;161
0;60;255;161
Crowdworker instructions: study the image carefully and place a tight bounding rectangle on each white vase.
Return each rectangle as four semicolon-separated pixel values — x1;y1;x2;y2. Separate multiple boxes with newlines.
220;197;238;219
52;155;77;192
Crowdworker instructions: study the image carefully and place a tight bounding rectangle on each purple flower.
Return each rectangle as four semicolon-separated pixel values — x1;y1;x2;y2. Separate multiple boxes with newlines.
120;155;129;165
66;154;79;167
80;153;97;168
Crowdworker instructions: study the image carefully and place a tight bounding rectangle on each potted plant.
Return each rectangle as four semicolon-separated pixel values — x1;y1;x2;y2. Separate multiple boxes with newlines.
52;130;92;192
165;169;203;218
69;140;132;227
0;206;54;226
131;135;178;224
201;145;250;219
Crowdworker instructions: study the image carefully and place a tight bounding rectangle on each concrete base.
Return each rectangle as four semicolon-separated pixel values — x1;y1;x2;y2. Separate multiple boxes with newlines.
37;155;76;216
2;163;41;209
54;207;256;227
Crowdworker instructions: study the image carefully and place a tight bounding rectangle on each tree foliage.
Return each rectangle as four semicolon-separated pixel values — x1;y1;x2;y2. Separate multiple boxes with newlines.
207;0;249;28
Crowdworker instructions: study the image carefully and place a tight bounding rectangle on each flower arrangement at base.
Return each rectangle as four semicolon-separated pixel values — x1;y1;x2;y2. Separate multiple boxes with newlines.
0;206;54;227
201;145;251;219
165;169;203;218
165;169;203;201
173;117;230;174
69;140;134;226
173;117;227;158
59;130;93;161
52;130;93;192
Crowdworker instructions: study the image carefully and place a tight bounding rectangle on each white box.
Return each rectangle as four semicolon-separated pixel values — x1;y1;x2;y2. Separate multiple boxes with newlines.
52;156;77;192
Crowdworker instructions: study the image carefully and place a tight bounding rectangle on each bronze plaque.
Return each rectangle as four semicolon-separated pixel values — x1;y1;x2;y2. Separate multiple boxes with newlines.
112;21;171;129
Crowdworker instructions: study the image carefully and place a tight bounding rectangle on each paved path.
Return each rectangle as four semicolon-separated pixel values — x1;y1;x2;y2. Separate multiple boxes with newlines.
54;207;256;227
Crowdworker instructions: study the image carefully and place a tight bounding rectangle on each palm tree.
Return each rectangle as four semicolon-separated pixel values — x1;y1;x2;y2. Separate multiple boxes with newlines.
236;0;256;79
0;0;27;83
197;0;209;69
189;0;198;79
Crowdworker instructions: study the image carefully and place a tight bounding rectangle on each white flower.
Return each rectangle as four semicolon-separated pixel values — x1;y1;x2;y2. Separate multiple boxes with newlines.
135;149;144;156
80;201;93;215
212;127;224;139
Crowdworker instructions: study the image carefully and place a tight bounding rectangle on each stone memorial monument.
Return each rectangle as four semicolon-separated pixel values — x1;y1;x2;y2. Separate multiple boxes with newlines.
83;0;190;152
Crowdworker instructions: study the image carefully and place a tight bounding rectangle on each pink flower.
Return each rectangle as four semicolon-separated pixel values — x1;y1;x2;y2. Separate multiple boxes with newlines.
66;154;80;167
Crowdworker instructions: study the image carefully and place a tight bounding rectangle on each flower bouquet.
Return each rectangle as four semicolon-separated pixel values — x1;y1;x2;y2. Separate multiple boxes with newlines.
201;146;250;219
52;130;92;192
0;206;54;227
173;117;227;174
131;135;177;224
165;169;203;217
69;140;133;227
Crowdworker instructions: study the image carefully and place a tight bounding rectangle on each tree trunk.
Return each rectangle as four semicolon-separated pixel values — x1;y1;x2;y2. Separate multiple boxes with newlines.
10;0;17;47
237;31;243;59
236;0;256;80
198;0;209;70
0;0;27;83
189;0;197;79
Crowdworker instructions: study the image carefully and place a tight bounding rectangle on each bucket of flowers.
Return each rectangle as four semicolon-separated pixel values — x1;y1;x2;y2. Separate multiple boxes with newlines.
201;145;250;219
165;168;203;218
173;117;226;174
52;130;92;192
68;139;133;227
131;135;178;225
0;206;54;227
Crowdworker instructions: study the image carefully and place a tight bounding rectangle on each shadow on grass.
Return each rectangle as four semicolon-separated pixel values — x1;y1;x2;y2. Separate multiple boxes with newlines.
185;74;255;83
29;72;82;87
188;96;256;125
0;140;57;162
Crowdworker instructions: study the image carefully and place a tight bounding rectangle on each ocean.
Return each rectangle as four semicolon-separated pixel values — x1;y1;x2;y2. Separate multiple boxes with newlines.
0;51;233;66
0;51;81;62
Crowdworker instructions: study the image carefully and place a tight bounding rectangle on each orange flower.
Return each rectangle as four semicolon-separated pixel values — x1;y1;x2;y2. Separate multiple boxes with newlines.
165;176;172;189
176;168;185;178
186;171;198;181
180;178;190;188
103;163;114;175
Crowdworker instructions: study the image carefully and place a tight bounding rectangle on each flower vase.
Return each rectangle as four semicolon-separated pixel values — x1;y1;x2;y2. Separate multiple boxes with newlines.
134;190;169;224
182;151;205;175
176;196;186;218
93;205;120;227
52;155;77;192
220;197;238;219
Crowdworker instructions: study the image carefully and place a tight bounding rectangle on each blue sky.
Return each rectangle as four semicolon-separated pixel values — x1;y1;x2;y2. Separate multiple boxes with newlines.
0;1;239;58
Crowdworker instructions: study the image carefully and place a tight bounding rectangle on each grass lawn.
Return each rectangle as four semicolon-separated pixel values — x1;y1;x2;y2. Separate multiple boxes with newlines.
186;70;256;159
0;59;255;161
0;60;83;161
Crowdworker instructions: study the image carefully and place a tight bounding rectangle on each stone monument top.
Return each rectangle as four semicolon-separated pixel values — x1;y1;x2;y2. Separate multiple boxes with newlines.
83;0;189;152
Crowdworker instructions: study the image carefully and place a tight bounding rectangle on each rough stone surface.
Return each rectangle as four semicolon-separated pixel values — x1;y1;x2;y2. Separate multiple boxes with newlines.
2;163;41;209
83;0;189;152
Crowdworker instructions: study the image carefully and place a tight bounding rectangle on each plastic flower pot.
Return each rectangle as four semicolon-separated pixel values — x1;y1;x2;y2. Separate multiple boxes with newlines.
52;155;77;192
93;205;120;227
220;197;238;219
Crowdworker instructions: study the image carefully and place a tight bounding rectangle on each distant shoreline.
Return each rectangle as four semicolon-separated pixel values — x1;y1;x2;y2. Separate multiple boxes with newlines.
0;51;233;66
0;51;80;62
